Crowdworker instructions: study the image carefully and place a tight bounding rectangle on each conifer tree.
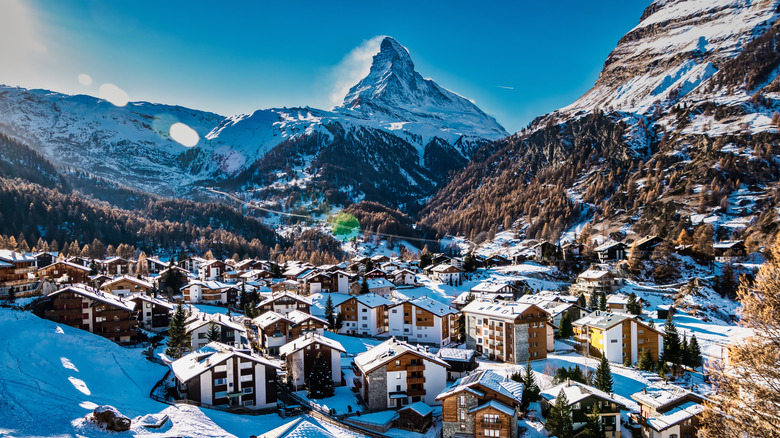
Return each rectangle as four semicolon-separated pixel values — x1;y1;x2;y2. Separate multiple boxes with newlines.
523;359;540;404
588;292;599;310
599;291;607;311
546;391;574;438
626;292;641;315
637;348;654;371
559;312;574;338
165;304;192;359
206;322;220;342
307;352;334;399
324;295;335;330
335;312;344;331
581;405;602;438
663;311;682;374
687;334;702;370
360;277;369;295
594;355;614;393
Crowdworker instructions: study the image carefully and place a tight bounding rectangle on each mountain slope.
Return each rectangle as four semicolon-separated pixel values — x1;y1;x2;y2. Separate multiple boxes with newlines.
0;37;506;212
421;0;780;252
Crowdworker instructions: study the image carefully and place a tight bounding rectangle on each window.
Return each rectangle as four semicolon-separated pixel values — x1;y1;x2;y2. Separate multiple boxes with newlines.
240;375;253;382
215;365;227;372
243;400;254;407
362;316;367;320
392;309;397;313
362;324;367;328
198;333;207;339
362;308;367;312
458;396;466;407
477;319;482;326
214;378;227;385
242;387;253;394
484;414;499;424
485;429;499;437
214;391;228;399
396;360;401;366
459;409;466;421
145;303;152;308
397;372;401;379
114;326;121;332
611;339;618;343
396;385;401;391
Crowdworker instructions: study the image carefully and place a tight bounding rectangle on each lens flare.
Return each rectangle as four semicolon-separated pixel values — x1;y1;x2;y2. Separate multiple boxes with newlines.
77;73;92;86
99;83;129;107
170;122;199;147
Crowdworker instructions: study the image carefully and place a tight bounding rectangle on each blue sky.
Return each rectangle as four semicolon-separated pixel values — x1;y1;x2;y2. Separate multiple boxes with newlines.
1;0;651;132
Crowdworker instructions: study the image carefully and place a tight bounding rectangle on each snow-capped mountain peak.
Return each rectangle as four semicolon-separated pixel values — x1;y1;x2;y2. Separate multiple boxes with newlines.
337;37;508;140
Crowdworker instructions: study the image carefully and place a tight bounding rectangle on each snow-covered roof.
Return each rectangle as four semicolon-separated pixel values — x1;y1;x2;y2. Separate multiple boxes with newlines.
182;280;235;291
400;401;434;416
0;249;35;264
366;278;394;289
595;241;626;252
186;313;246;334
102;275;153;290
129;293;175;310
354;338;449;373
287;309;328;327
461;299;546;321
541;380;625;409
437;348;476;362
259;290;313;306
171;342;277;383
431;263;461;272
42;260;91;272
49;285;136;312
573;311;632;330
252;311;292;329
606;294;630;305
436;369;523;404
469;399;515;416
353;293;393;308
630;383;701;410
470;281;515;293
647;401;705;431
259;417;339;438
578;268;613;280
713;240;744;250
392;296;457;317
278;332;345;356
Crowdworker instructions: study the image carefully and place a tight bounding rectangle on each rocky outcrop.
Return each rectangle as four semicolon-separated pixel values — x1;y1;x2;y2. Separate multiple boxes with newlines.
92;405;131;432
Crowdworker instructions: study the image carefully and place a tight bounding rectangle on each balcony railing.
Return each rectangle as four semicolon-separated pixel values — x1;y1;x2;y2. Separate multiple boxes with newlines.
406;377;425;385
407;389;425;396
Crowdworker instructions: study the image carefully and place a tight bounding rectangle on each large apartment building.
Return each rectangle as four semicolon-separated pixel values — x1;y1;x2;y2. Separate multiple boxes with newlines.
573;311;664;364
353;338;449;409
279;332;345;391
336;293;391;336
387;296;459;347
462;299;552;363
45;285;139;342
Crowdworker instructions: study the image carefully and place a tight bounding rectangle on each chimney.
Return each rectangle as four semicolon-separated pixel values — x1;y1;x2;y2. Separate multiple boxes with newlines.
566;378;571;387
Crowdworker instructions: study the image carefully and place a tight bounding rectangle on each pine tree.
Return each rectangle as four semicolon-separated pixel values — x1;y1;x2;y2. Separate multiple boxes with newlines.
559;312;574;338
324;295;335;330
165;304;192;359
360;277;369;295
307;352;334;399
687;334;702;370
588;292;599;310
626;292;641;315
594;355;614;393
546;391;574;438
701;236;780;438
680;334;690;369
335;312;344;331
598;291;607;311
581;404;602;438
206;322;220;342
637;348;654;371
523;359;540;405
663;311;682;374
364;259;374;273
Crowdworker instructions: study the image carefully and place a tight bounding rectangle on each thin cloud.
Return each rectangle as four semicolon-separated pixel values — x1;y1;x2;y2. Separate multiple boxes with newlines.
497;86;515;90
328;35;386;107
0;0;53;86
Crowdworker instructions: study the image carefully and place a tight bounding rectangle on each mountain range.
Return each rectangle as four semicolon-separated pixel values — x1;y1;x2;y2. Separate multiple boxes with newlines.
2;0;780;254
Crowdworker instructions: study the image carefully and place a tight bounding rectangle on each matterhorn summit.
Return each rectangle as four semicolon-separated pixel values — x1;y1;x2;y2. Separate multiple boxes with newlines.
337;36;507;140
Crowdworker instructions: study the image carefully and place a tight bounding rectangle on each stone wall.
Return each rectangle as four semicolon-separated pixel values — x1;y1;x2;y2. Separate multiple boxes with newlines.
441;392;478;438
366;365;388;410
514;323;530;364
464;315;478;350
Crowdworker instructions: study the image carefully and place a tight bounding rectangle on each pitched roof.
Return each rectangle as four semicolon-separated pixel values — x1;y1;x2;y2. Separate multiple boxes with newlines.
171;342;277;383
366;278;394;289
49;285;136;312
436;369;523;404
102;275;153;289
392;296;457;317
252;311;292;329
0;249;35;264
258;418;339;438
647;401;705;431
259;291;313;306
354;338;449;374
437;348;476;362
41;260;91;272
470;282;516;293
540;380;626;408
461;299;547;321
573;311;632;330
129;293;175;310
630;383;702;410
594;241;626;252
578;268;613;280
286;310;328;327
399;401;434;416
278;332;345;356
469;399;515;416
352;293;393;308
185;313;246;334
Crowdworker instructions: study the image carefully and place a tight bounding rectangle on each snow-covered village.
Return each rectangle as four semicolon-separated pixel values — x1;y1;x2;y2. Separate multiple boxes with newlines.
2;0;780;437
